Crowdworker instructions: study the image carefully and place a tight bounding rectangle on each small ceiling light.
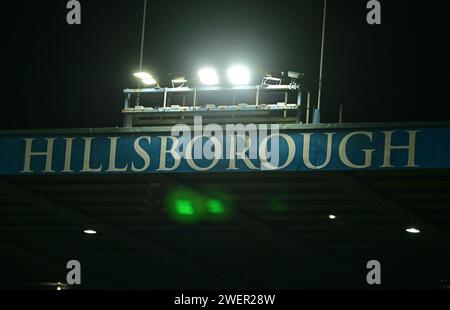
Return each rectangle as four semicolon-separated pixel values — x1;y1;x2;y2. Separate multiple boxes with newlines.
83;229;97;235
329;214;336;220
198;68;219;86
406;227;420;234
228;65;251;86
133;72;153;80
56;286;62;291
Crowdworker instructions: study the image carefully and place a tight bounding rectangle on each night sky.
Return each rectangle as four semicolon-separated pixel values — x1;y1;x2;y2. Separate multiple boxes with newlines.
2;0;449;130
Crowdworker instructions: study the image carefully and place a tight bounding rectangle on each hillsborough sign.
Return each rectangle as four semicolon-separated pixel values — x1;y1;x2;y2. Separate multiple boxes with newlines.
1;124;449;175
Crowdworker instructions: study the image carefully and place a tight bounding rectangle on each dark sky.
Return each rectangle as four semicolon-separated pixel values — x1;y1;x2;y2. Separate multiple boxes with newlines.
2;0;449;129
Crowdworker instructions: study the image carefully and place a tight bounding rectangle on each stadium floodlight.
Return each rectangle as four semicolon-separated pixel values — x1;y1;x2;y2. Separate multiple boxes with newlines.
261;71;283;86
288;71;304;79
171;73;188;88
198;67;219;86
133;71;153;80
142;77;158;86
227;65;251;86
288;71;305;86
134;71;159;87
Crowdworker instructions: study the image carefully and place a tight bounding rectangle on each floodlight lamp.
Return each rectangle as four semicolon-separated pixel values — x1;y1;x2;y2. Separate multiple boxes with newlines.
171;73;188;88
227;65;251;86
262;74;283;86
133;72;153;80
288;71;305;86
142;78;158;86
288;71;304;79
198;68;219;86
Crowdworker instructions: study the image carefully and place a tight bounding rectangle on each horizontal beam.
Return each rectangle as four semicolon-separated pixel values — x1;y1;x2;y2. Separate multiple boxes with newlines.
1;121;450;136
124;85;300;94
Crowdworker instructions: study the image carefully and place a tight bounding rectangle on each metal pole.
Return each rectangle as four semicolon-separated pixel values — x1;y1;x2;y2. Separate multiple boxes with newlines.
317;0;327;111
339;104;343;123
256;87;260;106
136;0;148;108
163;88;168;109
306;92;311;124
139;0;148;71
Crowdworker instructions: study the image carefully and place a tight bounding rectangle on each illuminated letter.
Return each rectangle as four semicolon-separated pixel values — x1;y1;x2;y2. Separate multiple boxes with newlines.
259;133;295;171
185;136;221;171
21;138;55;173
339;132;375;169
381;131;418;168
132;136;151;172
158;136;181;171
303;133;335;170
106;137;128;172
81;137;102;172
62;138;75;173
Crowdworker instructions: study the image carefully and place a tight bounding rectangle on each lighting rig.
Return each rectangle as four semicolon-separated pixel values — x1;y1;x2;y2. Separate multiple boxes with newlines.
122;66;306;127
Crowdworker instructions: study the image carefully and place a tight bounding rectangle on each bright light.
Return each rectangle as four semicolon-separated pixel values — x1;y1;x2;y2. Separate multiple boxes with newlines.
83;229;97;235
142;78;158;86
133;72;153;80
175;199;195;216
228;65;250;85
172;78;188;84
56;286;62;291
406;227;420;234
207;199;225;214
328;214;336;220
198;68;219;86
171;76;188;88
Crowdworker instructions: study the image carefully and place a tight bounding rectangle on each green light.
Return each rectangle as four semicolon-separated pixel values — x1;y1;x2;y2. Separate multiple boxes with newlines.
207;199;225;214
175;199;195;216
269;197;287;212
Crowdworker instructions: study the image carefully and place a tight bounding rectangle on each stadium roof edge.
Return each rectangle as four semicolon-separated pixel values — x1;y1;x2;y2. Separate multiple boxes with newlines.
1;121;450;136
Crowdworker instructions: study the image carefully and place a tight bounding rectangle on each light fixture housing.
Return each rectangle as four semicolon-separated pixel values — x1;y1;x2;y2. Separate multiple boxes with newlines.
133;72;159;87
227;65;251;86
287;71;305;86
287;71;304;79
198;68;219;86
142;78;158;86
133;72;153;80
262;71;284;86
171;73;188;88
